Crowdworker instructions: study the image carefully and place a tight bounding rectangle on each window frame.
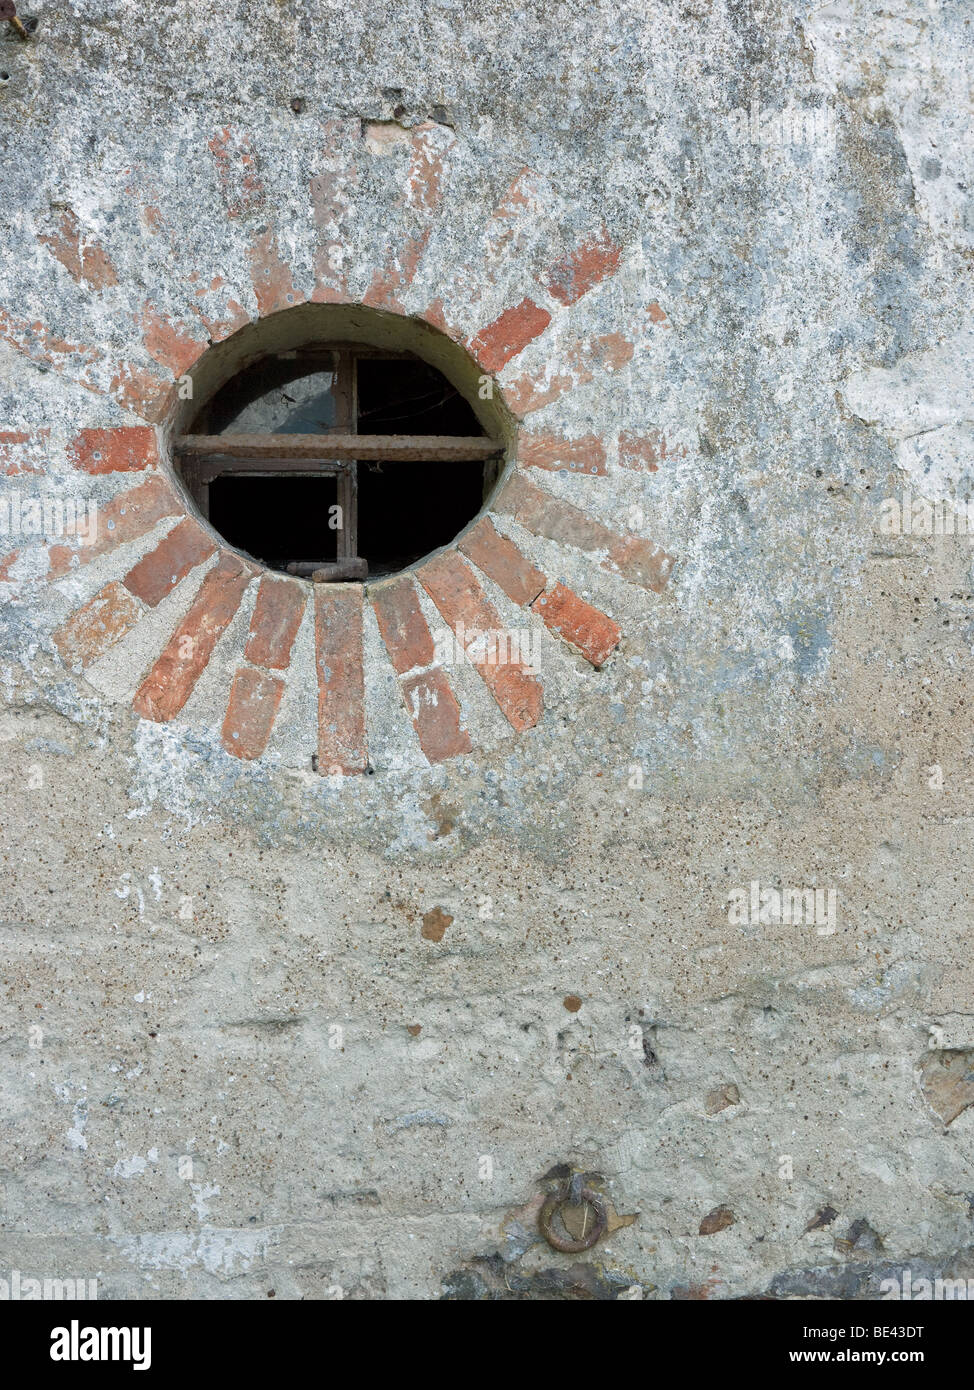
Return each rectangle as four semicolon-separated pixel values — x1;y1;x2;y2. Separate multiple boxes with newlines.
176;343;502;581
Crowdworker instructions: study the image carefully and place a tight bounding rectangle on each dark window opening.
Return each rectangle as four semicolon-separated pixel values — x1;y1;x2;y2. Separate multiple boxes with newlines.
358;458;486;577
356;357;480;436
177;345;502;581
209;475;338;573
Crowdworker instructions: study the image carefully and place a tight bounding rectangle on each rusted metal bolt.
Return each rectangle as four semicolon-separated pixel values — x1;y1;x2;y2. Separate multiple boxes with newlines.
0;1;30;39
539;1174;608;1253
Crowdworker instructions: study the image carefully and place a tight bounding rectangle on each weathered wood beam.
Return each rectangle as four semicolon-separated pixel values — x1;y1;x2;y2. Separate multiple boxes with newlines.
176;433;502;462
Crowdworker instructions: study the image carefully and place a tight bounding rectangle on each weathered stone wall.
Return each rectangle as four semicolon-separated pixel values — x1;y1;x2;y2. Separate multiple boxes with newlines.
1;0;973;1299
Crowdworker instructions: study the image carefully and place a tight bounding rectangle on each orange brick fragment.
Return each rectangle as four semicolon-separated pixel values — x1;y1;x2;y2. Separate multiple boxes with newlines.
53;582;143;668
245;576;306;670
457;517;545;606
468;298;551;374
314;585;368;774
539;227;622;307
371;577;434;675
418;551;543;733
222;666;285;760
133;553;253;723
68;426;159;475
400;667;472;762
123;518;215;607
531;582;621;667
518;432;607;476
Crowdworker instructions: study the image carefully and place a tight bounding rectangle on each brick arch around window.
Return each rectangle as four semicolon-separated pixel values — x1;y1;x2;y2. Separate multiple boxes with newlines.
4;123;677;773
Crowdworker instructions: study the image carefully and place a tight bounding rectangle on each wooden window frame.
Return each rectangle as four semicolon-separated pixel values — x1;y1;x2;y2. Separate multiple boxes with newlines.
175;345;502;582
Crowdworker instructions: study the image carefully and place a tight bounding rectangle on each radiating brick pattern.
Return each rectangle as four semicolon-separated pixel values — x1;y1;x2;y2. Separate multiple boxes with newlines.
418;551;543;733
133;553;253;723
531;582;621;668
314;585;368;774
221;666;285;760
15;157;672;763
495;474;675;593
458;517;546;606
53;582;144;669
123;518;216;607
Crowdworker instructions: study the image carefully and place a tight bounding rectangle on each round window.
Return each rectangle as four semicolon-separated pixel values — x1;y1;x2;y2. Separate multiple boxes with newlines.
172;306;511;582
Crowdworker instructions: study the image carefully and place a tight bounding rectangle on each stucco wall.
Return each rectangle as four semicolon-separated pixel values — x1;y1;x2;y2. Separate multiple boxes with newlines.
1;0;973;1299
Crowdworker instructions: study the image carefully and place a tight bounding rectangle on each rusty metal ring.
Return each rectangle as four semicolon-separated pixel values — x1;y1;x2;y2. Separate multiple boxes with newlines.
539;1185;607;1253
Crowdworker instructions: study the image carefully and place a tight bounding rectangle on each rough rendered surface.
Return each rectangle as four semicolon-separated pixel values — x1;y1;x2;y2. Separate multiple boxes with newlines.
1;1;973;1300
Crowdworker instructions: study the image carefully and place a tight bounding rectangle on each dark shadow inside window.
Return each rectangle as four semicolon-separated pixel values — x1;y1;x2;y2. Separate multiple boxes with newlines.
356;357;480;435
209;476;339;571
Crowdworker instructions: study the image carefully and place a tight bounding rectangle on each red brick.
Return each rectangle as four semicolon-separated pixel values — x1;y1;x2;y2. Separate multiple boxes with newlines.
646;302;669;324
222;666;285;760
47;474;182;579
53;582;143;668
494;473;614;553
249;230;301;317
619;430;686;471
468;298;551;374
494;473;675;592
418;551;543;733
504;332;634;416
68;426;159;475
139;304;207;377
519;432;607;476
607;535;676;593
37;209;119;290
371;577;435;674
314;585;368;774
531;582;621;667
538;227;622;307
133;553;253;723
400;667;472;762
245;576;307;669
123;517;216;607
457;516;545;606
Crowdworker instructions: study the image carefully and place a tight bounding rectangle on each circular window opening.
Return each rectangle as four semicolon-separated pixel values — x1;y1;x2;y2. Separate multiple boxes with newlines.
172;305;511;581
